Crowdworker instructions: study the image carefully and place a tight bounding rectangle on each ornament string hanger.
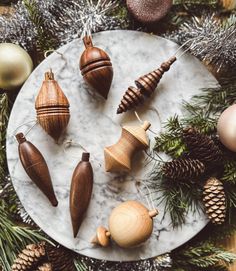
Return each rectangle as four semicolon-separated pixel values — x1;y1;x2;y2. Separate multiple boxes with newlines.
11;120;38;142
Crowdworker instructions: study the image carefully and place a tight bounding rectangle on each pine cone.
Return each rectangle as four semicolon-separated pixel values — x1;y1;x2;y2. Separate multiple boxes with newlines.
11;243;46;271
183;127;223;164
203;177;226;225
36;263;52;271
162;158;205;180
45;243;76;271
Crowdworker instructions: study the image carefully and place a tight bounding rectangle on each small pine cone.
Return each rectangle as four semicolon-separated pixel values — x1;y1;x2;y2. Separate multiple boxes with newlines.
36;263;52;271
11;243;46;271
183;127;223;164
162;158;205;180
203;177;226;225
45;243;76;271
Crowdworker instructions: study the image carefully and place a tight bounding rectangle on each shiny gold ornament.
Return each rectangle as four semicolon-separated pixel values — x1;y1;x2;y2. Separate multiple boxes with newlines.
92;201;158;248
221;0;236;10
0;43;33;90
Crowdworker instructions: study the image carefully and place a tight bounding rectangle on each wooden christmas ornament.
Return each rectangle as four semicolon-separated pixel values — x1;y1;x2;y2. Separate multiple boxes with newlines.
70;152;93;238
104;121;151;172
35;70;70;141
126;0;173;24
16;133;58;207
92;201;158;248
79;35;113;99
217;104;236;152
117;56;176;114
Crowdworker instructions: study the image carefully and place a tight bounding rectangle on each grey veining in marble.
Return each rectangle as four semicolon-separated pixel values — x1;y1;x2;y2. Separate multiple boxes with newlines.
7;30;218;261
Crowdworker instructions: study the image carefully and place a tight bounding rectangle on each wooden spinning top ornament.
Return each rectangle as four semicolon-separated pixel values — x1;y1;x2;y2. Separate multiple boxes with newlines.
92;201;158;248
117;56;176;114
16;133;58;207
70;152;93;238
104;121;151;172
79;35;113;99
35;70;70;141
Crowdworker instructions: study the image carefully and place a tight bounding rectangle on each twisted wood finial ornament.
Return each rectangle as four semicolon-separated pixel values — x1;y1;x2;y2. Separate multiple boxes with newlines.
80;35;113;99
35;70;70;141
92;201;158;248
117;56;177;114
104;121;151;172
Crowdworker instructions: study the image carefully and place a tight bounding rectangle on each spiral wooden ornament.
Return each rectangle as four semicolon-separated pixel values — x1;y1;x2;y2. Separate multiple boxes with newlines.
79;35;113;99
35;70;70;141
70;153;93;238
16;133;58;207
117;56;176;114
92;201;158;248
104;121;151;172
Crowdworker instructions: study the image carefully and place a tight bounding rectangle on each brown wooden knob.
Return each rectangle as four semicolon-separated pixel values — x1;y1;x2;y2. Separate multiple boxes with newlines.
91;226;111;247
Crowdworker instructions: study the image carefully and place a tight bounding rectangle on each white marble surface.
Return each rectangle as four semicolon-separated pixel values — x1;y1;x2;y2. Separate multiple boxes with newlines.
7;30;218;261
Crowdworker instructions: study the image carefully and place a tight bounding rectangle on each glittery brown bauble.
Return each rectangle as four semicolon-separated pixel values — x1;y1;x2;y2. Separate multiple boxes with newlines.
126;0;172;24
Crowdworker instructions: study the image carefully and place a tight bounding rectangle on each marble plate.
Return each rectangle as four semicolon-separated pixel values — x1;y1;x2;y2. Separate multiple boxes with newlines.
7;30;218;261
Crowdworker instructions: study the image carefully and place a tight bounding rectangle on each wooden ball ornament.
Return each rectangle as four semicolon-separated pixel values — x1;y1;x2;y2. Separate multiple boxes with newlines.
92;201;158;248
217;104;236;152
104;121;151;172
35;70;70;142
16;133;58;207
70;152;93;238
79;35;113;100
117;56;176;114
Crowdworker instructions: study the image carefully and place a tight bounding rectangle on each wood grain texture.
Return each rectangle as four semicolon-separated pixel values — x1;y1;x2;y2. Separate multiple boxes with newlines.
93;201;158;248
79;35;113;99
16;133;58;207
104;121;151;172
117;56;176;114
35;70;70;141
70;153;93;238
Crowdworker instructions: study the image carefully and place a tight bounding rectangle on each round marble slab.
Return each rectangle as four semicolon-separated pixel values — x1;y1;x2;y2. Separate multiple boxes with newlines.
7;30;218;261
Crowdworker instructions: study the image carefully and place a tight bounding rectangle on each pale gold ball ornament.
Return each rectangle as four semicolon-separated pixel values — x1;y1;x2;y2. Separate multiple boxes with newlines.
92;201;158;248
217;104;236;152
0;43;33;90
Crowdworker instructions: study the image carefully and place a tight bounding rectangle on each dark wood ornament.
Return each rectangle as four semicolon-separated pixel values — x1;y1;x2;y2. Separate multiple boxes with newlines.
70;152;93;238
16;133;58;207
126;0;172;24
35;70;70;142
79;35;113;99
117;56;176;114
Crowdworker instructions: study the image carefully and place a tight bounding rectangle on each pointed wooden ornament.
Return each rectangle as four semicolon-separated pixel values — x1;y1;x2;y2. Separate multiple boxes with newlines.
35;70;70;141
79;35;113;99
92;201;158;248
104;121;151;172
16;133;58;207
70;153;93;238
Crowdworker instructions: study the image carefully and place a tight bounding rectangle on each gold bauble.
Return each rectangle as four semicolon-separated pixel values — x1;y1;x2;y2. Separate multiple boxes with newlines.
221;0;236;10
0;43;33;90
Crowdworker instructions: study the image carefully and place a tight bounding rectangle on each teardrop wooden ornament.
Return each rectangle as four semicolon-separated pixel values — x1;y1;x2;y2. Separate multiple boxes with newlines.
79;35;113;100
70;152;93;238
35;70;70;141
16;133;58;207
117;56;176;114
104;121;151;172
92;201;158;248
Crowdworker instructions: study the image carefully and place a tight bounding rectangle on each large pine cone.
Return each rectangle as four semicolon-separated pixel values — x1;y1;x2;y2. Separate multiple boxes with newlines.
11;243;46;271
36;263;53;271
162;158;205;180
45;243;76;271
183;127;223;164
203;177;226;225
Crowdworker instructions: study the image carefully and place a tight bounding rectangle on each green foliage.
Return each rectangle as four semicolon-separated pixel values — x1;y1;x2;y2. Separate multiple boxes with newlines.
172;242;236;271
173;0;218;5
0;205;46;271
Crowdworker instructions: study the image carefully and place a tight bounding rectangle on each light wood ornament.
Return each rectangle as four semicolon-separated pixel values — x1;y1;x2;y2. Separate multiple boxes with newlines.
79;35;113;99
35;70;70;142
70;152;93;238
16;133;58;207
92;201;158;248
104;121;151;172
